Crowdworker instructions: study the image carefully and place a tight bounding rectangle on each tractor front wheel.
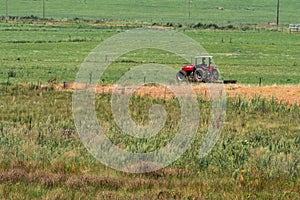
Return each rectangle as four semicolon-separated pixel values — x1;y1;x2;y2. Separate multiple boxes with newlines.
176;70;187;81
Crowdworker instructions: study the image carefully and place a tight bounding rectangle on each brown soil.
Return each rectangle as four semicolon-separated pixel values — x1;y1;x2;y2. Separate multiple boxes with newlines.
224;85;300;105
44;21;71;25
58;83;300;106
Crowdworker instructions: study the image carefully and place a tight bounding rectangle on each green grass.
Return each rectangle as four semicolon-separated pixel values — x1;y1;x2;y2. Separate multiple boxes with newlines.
0;87;299;198
2;22;299;85
1;1;300;199
0;22;117;84
185;30;300;84
0;0;300;25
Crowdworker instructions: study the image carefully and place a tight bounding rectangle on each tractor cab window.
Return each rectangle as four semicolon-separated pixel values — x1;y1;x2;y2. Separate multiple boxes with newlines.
200;57;211;67
208;57;211;66
201;58;207;67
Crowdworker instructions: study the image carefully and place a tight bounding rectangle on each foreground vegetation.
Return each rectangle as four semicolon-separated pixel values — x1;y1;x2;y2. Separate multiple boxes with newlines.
0;85;299;198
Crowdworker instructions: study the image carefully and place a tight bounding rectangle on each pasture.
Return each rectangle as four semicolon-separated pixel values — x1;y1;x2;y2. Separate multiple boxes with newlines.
0;0;300;199
0;0;300;25
1;22;300;85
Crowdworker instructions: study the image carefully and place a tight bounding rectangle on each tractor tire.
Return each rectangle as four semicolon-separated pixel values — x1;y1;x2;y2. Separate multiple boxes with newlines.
176;70;187;82
210;69;219;82
194;68;207;82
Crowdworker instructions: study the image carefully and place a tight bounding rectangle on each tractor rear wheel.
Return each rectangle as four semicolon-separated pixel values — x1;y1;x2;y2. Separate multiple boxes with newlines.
194;68;206;82
176;70;187;81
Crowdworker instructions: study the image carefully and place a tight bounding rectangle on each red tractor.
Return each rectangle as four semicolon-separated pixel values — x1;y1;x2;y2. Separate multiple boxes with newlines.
176;56;219;83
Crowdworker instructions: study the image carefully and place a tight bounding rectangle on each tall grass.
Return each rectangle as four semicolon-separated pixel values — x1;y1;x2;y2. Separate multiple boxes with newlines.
0;85;299;198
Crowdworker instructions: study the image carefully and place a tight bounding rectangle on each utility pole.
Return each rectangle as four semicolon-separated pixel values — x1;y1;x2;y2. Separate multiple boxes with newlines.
42;0;45;18
6;0;8;19
188;0;191;19
276;0;280;30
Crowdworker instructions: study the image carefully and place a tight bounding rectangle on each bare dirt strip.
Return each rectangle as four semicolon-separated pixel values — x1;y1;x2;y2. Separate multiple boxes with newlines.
58;83;300;106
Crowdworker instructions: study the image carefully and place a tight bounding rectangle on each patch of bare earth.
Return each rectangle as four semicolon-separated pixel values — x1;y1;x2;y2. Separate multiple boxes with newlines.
58;83;300;106
225;85;300;105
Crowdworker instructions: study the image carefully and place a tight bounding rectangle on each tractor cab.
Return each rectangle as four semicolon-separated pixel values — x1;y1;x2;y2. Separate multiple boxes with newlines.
195;56;212;69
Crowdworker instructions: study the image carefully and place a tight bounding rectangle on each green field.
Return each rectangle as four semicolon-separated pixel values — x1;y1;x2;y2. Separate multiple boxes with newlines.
1;0;300;25
1;22;299;85
1;1;300;199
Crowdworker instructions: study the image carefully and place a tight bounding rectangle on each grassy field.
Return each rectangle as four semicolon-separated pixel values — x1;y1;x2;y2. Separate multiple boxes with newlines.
0;0;300;25
1;1;300;199
0;87;299;198
0;22;299;85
